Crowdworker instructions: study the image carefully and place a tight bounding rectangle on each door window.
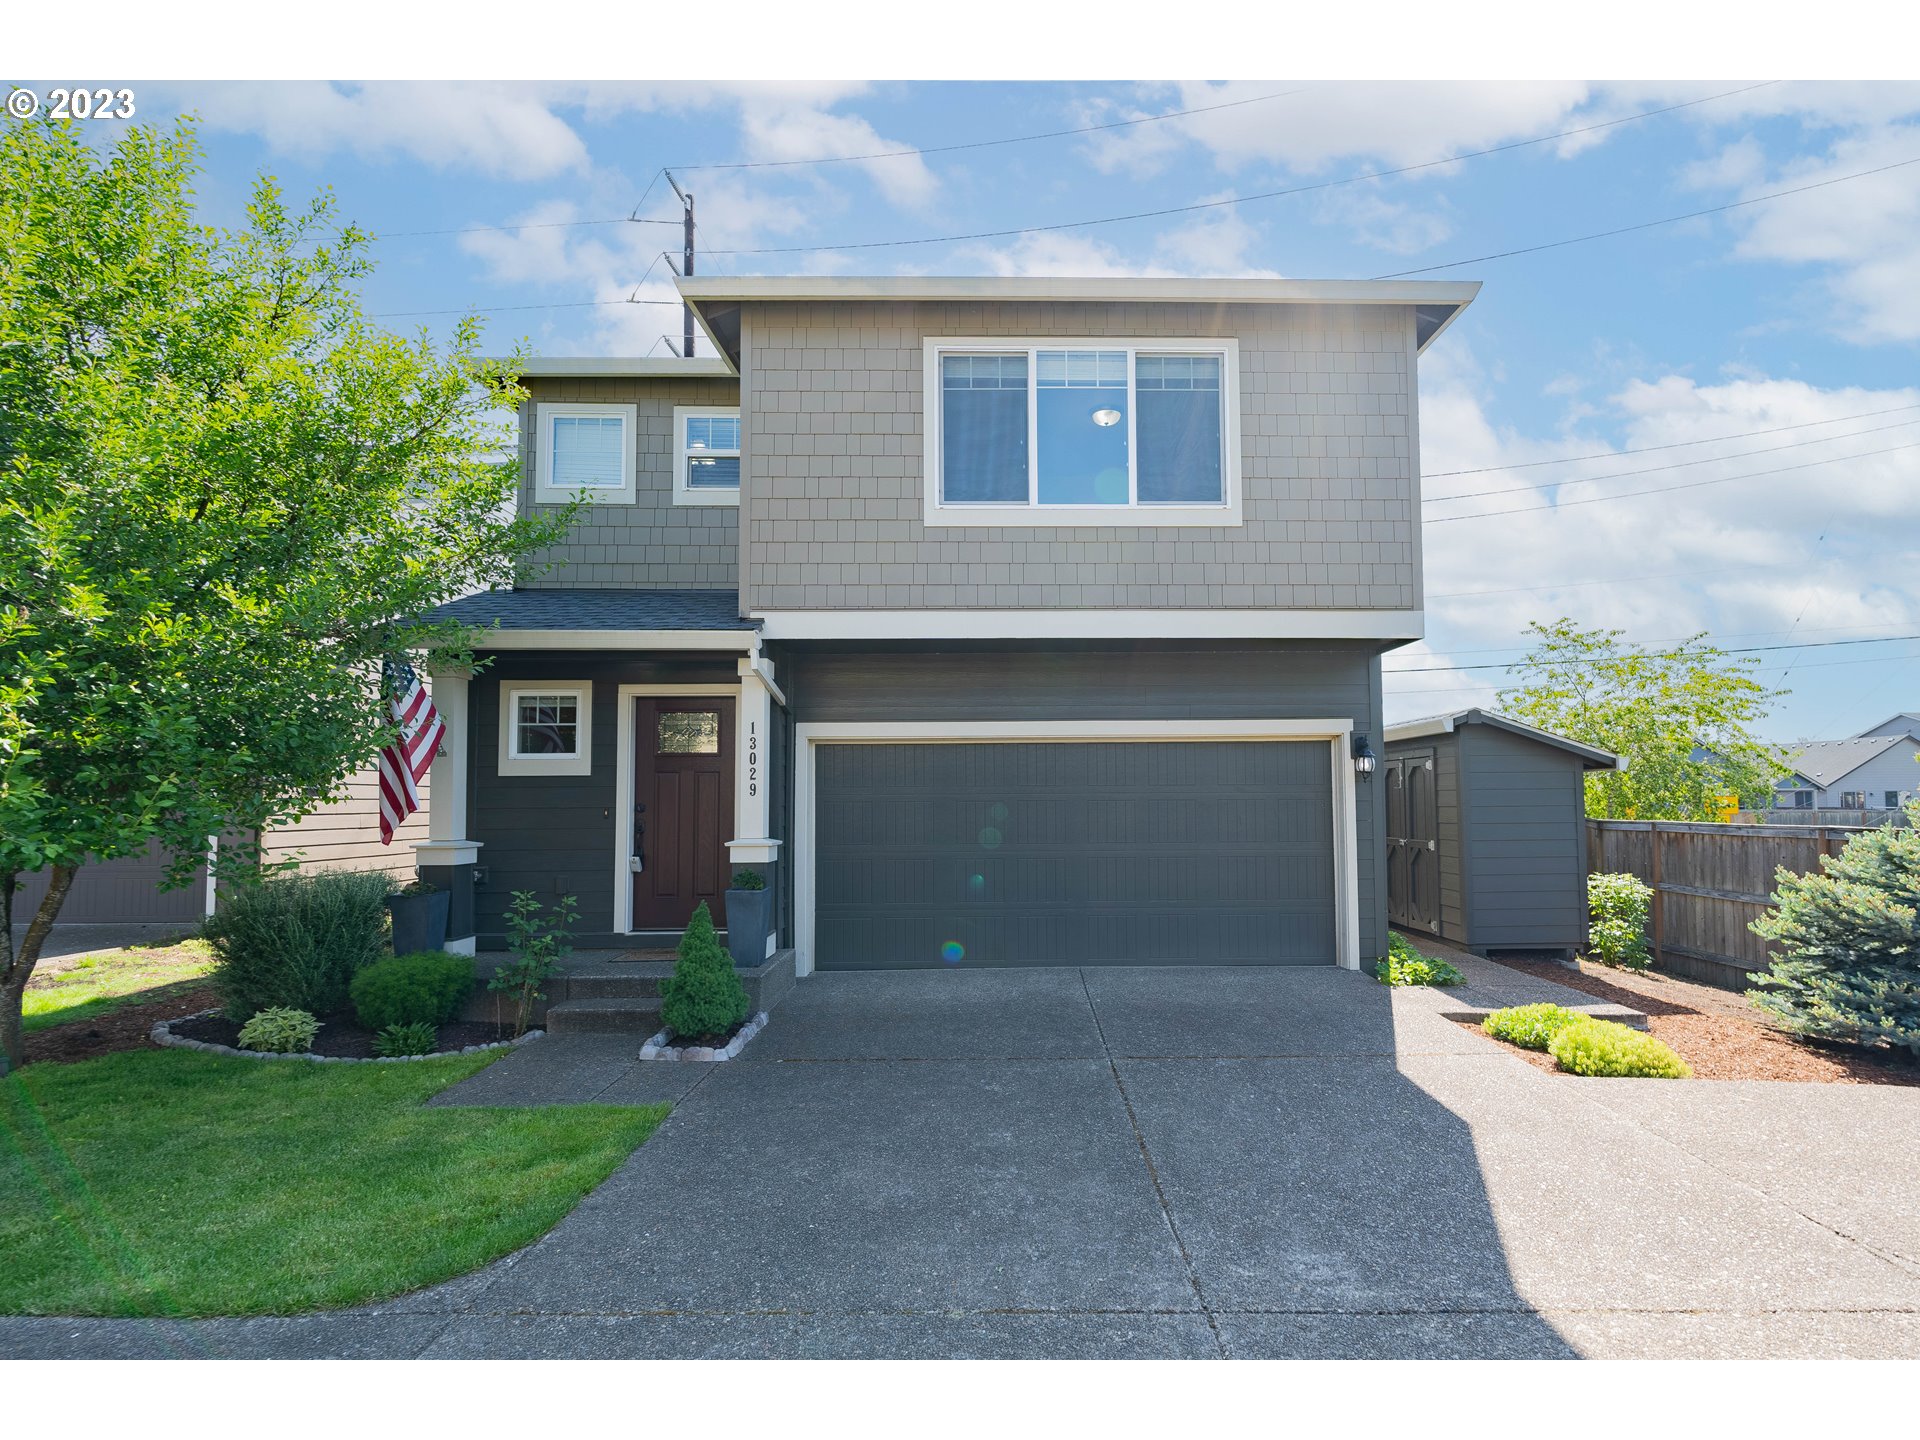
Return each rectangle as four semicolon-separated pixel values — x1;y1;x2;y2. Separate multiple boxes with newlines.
658;711;721;755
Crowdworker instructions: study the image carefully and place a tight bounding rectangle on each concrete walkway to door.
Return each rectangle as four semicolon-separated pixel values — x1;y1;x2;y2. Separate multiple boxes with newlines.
7;965;1920;1359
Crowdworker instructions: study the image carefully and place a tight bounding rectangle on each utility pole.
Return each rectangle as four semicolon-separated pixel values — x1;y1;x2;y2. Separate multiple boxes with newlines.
666;171;695;358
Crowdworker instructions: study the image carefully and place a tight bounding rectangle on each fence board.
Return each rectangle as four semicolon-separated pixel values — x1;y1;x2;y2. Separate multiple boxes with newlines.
1585;819;1876;991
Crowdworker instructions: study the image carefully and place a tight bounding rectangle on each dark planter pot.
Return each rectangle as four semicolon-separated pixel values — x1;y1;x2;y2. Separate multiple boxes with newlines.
387;890;450;956
724;887;773;969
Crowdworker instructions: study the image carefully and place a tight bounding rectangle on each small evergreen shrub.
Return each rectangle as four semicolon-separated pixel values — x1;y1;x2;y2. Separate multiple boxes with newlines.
373;1021;439;1057
350;951;476;1031
730;868;766;891
206;869;392;1019
1587;872;1653;970
660;900;750;1040
236;1007;321;1054
1374;932;1465;987
1482;1003;1586;1051
1749;802;1920;1059
1548;1017;1691;1078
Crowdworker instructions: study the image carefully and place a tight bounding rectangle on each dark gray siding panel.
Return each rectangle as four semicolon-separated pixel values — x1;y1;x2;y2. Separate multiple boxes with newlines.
815;741;1334;969
469;652;742;948
1433;732;1467;942
1459;725;1588;950
783;641;1387;961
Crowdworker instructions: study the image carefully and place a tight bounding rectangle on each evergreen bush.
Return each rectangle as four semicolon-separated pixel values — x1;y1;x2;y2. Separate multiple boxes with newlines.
660;900;750;1040
1748;803;1920;1059
206;870;392;1019
350;951;475;1031
1587;872;1653;970
1547;1017;1691;1078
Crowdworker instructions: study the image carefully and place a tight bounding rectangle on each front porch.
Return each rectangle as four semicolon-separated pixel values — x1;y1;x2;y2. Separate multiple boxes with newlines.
457;946;797;1035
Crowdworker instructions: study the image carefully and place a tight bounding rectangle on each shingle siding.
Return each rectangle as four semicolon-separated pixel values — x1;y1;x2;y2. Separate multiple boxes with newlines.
739;299;1420;613
518;375;741;590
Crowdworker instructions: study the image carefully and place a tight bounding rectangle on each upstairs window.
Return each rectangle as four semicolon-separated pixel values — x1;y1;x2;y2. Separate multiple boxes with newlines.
926;338;1240;527
674;406;741;506
534;403;636;505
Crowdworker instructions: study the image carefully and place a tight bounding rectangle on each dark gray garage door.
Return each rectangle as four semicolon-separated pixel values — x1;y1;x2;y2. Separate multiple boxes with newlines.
814;740;1334;969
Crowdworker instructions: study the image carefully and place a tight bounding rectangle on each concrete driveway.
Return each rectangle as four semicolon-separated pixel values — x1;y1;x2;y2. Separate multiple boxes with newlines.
7;966;1920;1359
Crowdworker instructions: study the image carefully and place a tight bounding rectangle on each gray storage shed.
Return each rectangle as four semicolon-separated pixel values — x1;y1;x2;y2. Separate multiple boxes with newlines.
1383;709;1619;958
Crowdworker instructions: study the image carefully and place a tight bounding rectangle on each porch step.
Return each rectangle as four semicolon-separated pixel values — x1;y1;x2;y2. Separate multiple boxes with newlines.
559;967;673;1001
543;997;664;1036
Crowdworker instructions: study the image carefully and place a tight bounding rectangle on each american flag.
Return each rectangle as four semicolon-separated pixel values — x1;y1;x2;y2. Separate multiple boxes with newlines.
378;656;444;845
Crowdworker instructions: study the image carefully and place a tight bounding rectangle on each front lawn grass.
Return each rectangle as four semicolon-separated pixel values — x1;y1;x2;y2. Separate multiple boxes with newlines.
0;1048;666;1317
23;938;217;1033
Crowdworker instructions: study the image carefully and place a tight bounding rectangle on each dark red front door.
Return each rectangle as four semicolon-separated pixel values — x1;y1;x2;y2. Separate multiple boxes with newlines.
633;698;734;931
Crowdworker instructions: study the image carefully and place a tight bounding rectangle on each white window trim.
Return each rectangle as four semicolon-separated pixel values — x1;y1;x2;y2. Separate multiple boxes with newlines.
498;682;593;777
673;404;742;508
534;403;637;506
791;719;1358;978
922;336;1243;529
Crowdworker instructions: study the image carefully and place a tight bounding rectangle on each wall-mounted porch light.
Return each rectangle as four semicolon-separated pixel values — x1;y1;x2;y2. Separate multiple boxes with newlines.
1351;733;1377;779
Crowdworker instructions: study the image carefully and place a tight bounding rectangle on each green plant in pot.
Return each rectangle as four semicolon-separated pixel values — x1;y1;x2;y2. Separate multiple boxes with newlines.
386;877;450;956
723;867;773;969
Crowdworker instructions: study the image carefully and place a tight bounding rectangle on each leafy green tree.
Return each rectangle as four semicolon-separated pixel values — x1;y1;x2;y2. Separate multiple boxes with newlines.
0;116;577;1070
1748;801;1920;1058
1496;619;1788;820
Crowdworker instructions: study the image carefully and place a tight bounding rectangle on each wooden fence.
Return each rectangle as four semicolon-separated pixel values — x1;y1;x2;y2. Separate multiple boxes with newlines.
1585;819;1870;990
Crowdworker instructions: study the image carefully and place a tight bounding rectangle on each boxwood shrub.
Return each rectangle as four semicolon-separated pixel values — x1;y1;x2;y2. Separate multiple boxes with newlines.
350;950;477;1031
1481;1003;1586;1051
206;870;393;1019
1548;1018;1691;1078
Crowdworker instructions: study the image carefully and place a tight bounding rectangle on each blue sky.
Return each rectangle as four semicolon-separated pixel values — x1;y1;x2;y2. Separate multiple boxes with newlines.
102;79;1920;741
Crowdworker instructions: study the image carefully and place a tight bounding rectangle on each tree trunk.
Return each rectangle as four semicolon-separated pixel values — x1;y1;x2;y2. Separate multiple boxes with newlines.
1;864;78;1074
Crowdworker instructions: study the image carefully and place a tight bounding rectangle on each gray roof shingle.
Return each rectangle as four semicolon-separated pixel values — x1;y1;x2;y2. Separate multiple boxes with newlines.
424;588;754;632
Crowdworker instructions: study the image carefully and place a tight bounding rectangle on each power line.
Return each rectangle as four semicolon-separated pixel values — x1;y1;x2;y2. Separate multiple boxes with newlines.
1375;152;1920;278
1425;439;1920;523
1383;632;1920;675
696;82;1779;255
376;217;679;239
1425;415;1920;504
1424;401;1920;479
669;85;1313;173
371;297;681;319
1388;646;1920;697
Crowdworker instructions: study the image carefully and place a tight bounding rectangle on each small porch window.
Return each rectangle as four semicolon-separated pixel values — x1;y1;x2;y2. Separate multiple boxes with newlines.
498;682;593;777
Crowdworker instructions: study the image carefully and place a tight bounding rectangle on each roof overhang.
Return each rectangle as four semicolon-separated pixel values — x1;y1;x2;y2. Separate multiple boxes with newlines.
486;356;737;380
677;275;1481;368
1384;708;1622;770
475;628;759;652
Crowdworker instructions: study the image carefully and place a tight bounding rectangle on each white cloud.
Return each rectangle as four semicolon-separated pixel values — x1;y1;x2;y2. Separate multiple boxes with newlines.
959;196;1283;279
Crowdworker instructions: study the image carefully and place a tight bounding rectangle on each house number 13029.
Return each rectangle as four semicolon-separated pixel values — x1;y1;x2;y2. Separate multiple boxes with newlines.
746;722;759;798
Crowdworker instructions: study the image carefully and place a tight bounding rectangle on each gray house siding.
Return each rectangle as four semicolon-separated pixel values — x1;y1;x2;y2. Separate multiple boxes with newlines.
518;375;742;591
468;651;743;948
1859;715;1920;741
1432;733;1467;941
1458;724;1589;951
739;300;1419;614
776;640;1389;961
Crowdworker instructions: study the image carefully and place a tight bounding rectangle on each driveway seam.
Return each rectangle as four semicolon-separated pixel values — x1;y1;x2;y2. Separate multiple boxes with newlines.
1078;968;1226;1359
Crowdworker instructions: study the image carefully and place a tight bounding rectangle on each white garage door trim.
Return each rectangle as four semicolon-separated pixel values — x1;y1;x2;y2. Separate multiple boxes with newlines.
793;718;1359;977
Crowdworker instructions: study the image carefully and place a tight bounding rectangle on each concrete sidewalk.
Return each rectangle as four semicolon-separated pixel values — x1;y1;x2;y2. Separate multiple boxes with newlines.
5;963;1917;1359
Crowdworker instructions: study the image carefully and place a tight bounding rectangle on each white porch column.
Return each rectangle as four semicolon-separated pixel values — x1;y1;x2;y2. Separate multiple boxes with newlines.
726;654;783;871
412;665;482;954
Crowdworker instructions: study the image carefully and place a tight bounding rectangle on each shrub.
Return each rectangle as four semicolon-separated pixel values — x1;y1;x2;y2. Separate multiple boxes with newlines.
1548;1017;1691;1078
660;900;750;1040
372;1021;439;1057
1482;1003;1586;1050
1374;932;1464;987
1749;801;1920;1059
350;951;475;1031
1587;872;1653;970
236;1007;320;1054
730;868;766;891
489;891;577;1037
205;869;393;1019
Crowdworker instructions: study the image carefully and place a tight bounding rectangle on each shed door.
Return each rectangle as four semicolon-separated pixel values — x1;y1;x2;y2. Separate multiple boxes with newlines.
813;739;1335;970
1386;751;1439;933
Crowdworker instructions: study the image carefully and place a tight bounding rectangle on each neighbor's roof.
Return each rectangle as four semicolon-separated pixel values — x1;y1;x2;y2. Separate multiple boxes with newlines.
426;588;754;633
1383;708;1621;770
677;274;1481;369
1857;712;1920;737
1779;735;1913;789
486;357;736;380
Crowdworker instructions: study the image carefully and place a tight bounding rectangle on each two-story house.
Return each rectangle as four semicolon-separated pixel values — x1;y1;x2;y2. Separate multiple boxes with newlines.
416;275;1478;979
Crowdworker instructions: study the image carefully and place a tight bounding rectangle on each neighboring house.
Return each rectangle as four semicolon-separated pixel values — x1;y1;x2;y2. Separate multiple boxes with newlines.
1771;734;1920;811
419;274;1479;973
1857;712;1920;742
9;765;428;926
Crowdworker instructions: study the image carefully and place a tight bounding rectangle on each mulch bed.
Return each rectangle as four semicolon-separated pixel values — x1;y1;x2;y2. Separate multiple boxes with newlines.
25;983;223;1067
168;1012;517;1059
1485;955;1920;1086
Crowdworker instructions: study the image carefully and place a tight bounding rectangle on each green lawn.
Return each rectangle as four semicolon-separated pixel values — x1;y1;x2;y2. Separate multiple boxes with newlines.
0;1048;666;1316
23;938;217;1033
